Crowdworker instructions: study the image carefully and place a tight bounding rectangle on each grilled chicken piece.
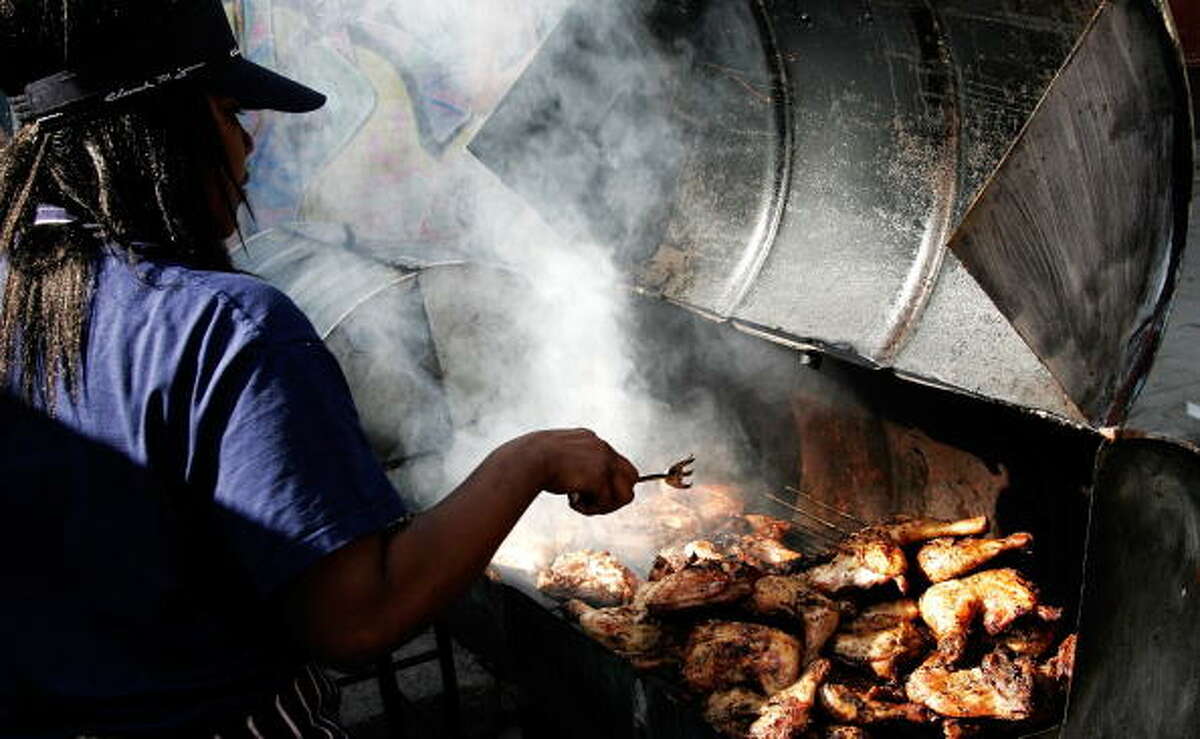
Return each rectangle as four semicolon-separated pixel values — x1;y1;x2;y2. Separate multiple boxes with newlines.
683;621;802;695
704;688;767;738
917;533;1033;582
681;484;746;527
747;658;831;739
1038;633;1076;685
829;616;927;681
648;539;725;581
749;576;841;665
536;550;639;607
805;532;907;594
865;515;989;546
988;617;1058;658
613;492;704;548
823;727;871;739
919;569;1039;660
905;648;1037;720
732;534;808;573
941;719;982;738
744;514;803;541
818;681;933;724
563;599;662;654
638;559;758;614
849;599;921;629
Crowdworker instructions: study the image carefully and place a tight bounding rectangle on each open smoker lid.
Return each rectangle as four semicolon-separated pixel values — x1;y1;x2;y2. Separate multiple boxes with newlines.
469;0;1194;430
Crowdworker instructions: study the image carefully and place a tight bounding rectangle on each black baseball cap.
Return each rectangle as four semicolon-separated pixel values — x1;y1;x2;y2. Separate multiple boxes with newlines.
8;0;324;128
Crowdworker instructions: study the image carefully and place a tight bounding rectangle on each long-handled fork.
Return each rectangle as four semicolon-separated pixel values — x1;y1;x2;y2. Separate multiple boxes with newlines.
637;454;695;489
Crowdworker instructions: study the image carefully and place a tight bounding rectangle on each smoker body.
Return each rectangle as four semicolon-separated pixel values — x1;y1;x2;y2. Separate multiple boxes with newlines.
232;0;1197;735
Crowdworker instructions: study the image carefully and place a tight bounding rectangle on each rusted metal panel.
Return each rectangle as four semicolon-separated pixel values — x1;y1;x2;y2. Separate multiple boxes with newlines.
949;0;1193;425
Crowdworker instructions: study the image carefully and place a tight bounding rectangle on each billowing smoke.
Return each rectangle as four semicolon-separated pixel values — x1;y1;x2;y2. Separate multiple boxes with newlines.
235;0;764;581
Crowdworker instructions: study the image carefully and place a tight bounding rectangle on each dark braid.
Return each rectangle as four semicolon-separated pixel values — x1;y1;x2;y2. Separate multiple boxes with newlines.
0;0;241;409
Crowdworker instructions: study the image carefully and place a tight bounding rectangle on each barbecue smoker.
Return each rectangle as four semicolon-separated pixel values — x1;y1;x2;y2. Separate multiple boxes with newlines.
233;0;1196;736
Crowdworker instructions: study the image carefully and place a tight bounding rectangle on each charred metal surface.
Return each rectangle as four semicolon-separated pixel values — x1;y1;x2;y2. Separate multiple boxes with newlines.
1065;436;1200;736
948;0;1193;426
471;0;1190;426
445;575;719;739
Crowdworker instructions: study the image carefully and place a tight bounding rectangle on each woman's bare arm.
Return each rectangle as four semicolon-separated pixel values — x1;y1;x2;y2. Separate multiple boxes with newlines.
281;429;638;663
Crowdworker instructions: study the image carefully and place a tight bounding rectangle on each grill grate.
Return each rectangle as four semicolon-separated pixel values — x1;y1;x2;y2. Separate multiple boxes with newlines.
765;486;864;554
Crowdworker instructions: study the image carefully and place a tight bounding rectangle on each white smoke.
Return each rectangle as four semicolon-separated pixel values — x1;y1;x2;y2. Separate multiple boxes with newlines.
239;0;764;577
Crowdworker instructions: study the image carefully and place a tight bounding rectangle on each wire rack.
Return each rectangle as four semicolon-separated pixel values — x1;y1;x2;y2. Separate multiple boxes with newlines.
764;486;867;554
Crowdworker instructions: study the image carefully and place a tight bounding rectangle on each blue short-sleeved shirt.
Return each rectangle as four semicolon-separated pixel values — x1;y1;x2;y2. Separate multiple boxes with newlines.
0;248;409;737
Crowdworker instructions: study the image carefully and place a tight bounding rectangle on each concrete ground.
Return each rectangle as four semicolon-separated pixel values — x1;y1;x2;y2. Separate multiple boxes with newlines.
337;629;522;739
1126;163;1200;443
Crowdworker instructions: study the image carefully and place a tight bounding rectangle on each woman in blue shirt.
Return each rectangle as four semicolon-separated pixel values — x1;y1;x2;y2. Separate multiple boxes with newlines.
0;1;638;736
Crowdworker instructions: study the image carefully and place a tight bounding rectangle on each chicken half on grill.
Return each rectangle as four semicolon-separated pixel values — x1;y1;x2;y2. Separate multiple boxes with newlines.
987;616;1059;658
917;532;1033;583
562;599;663;655
742;513;804;541
747;658;831;739
905;648;1037;720
866;515;990;546
730;534;808;574
682;621;802;695
648;539;725;581
704;688;767;738
805;531;908;594
828;600;927;680
638;559;759;614
806;515;989;595
679;484;746;528
818;681;933;725
749;575;842;665
1038;633;1077;685
824;727;872;739
536;550;639;607
919;568;1041;660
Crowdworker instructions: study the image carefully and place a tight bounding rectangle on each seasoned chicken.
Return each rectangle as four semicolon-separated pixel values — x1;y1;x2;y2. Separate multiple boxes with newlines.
917;532;1033;582
732;534;808;574
703;688;766;738
1038;633;1076;685
865;515;989;546
749;575;841;665
845;599;921;629
611;492;704;550
829;616;927;681
638;559;758;614
536;550;639;606
988;617;1058;658
747;658;831;739
648;539;725;581
919;569;1039;660
823;727;871;739
941;719;982;738
683;621;802;695
818;681;933;724
905;648;1037;720
744;513;803;541
680;484;746;527
805;532;907;594
563;599;662;654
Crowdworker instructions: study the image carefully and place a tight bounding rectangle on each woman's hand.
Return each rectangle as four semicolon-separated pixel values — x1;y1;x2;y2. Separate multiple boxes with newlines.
516;428;639;515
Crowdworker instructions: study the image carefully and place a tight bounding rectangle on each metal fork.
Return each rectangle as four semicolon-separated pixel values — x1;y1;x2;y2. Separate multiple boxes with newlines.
637;455;695;489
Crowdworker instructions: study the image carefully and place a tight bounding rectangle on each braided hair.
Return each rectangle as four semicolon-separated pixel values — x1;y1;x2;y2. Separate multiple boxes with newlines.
0;0;241;409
